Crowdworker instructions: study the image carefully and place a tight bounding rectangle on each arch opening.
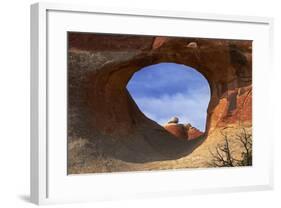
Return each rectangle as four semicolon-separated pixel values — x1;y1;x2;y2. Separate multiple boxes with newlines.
127;63;211;140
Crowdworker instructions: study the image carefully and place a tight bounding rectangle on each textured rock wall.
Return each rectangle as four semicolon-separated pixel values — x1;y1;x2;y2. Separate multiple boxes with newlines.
68;33;252;137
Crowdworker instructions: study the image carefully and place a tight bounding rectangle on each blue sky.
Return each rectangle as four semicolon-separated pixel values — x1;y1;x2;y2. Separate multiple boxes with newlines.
126;63;210;131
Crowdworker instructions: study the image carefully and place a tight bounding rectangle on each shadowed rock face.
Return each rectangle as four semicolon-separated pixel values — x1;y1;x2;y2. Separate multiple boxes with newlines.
67;32;252;173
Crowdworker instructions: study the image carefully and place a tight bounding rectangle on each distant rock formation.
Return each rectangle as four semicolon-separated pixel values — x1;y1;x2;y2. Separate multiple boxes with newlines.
185;124;204;140
164;118;204;140
163;123;187;139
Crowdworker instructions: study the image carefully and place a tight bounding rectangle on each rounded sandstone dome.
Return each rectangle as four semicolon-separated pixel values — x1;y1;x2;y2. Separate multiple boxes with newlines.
163;123;188;139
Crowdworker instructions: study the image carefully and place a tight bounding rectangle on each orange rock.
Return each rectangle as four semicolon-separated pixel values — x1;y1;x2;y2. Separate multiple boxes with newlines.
164;123;188;140
164;122;204;140
152;37;169;49
187;127;204;140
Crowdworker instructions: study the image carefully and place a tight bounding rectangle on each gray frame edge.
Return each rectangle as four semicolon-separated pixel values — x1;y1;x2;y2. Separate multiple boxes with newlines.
30;3;39;205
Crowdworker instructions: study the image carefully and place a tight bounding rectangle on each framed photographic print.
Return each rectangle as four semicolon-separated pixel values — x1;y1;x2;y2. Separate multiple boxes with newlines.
30;2;274;205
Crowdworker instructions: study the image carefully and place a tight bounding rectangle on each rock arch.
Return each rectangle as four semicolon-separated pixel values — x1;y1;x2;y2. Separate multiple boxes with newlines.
67;33;252;171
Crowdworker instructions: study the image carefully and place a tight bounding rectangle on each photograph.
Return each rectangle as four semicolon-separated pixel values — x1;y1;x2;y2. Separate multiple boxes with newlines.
67;32;252;174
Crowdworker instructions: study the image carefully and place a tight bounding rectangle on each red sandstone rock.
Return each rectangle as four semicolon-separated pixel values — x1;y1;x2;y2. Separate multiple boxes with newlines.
152;37;169;49
163;123;188;140
187;127;204;140
164;122;204;140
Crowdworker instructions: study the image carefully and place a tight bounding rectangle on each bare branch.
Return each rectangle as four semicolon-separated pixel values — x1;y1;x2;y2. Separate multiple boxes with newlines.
209;128;252;167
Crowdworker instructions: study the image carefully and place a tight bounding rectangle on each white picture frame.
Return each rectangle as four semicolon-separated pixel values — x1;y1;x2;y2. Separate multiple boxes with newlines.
30;2;274;205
